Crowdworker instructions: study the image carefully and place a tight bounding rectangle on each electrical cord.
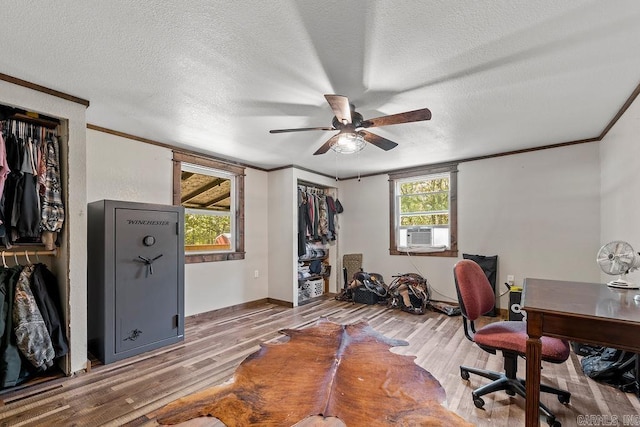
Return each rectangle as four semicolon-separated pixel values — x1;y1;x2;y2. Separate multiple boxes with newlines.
405;250;512;300
404;250;458;303
499;285;511;298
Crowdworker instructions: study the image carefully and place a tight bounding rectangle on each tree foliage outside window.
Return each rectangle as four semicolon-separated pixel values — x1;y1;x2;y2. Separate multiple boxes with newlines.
184;214;230;246
398;176;450;227
400;214;449;226
180;163;235;253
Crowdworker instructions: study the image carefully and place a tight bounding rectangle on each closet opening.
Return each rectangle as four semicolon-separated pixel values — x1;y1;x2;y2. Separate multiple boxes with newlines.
0;102;69;395
297;180;338;305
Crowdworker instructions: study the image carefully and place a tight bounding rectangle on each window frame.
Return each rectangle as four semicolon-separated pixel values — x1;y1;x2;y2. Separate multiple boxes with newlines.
388;163;458;257
173;151;245;263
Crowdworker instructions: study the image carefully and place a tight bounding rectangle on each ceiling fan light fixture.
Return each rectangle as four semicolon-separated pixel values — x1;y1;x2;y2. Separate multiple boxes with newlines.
331;132;366;154
270;94;429;155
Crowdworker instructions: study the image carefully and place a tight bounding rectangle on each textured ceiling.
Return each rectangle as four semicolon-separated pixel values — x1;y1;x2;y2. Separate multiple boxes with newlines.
2;1;640;178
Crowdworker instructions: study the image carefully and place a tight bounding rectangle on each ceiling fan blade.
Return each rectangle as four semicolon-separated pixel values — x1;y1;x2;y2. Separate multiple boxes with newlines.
324;94;352;124
362;108;432;128
361;130;398;151
269;127;335;134
313;134;341;155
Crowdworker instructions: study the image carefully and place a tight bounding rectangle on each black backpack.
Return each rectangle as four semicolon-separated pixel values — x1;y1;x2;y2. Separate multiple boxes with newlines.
351;272;386;296
581;347;638;393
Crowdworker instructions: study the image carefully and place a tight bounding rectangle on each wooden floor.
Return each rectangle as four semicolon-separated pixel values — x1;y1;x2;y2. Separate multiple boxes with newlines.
0;297;638;426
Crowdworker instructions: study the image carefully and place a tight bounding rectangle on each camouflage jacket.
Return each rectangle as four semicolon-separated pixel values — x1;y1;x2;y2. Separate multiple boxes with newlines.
13;265;55;370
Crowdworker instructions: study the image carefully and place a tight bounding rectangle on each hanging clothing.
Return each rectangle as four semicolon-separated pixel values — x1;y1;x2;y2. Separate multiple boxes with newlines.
317;195;329;241
0;131;11;242
312;194;320;240
40;136;64;250
0;131;10;206
1;261;67;388
298;189;308;257
13;134;41;241
30;263;68;358
326;195;337;240
15;172;41;240
307;194;315;238
37;133;47;195
297;186;339;256
13;264;55;370
0;119;64;249
2;132;22;247
0;266;25;387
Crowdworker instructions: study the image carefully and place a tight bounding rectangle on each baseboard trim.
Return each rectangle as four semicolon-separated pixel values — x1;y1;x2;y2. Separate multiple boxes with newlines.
266;298;294;308
187;298;269;320
186;297;296;321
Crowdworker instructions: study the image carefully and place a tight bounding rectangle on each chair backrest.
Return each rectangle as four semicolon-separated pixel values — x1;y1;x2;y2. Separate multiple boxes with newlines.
343;253;363;285
453;260;496;321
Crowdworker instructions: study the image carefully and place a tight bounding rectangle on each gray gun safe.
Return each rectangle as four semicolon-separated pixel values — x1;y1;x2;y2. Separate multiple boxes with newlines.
87;200;185;364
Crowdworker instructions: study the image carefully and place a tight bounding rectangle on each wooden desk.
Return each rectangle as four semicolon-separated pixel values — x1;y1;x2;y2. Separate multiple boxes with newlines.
522;278;640;427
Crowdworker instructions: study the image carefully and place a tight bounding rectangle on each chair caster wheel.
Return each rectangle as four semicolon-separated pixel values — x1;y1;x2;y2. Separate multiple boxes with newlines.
547;416;561;427
472;394;485;409
558;393;570;404
460;369;470;380
506;389;515;396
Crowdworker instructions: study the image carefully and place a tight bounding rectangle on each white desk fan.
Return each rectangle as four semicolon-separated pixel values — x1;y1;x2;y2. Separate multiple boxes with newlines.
596;240;640;289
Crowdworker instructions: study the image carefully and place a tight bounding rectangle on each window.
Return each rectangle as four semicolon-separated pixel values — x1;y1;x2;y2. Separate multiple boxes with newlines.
173;152;245;263
389;163;458;257
182;164;234;251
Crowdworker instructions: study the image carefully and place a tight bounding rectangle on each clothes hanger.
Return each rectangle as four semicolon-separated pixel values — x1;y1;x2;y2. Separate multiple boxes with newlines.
1;251;7;269
13;251;19;266
24;250;31;266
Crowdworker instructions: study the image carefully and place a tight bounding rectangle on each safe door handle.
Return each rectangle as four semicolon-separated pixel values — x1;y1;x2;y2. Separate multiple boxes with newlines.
136;254;163;277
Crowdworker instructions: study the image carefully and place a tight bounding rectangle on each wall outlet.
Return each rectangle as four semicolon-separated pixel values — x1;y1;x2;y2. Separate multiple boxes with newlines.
254;270;259;279
507;275;515;286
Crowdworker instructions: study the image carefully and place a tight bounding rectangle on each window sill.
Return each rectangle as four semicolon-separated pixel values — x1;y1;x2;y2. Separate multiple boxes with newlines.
389;249;458;257
185;251;246;263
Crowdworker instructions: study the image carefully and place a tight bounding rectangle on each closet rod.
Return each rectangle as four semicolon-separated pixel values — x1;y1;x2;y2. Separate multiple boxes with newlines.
298;184;328;194
1;249;57;257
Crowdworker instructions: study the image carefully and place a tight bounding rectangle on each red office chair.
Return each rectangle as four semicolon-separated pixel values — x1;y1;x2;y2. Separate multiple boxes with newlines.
453;260;571;427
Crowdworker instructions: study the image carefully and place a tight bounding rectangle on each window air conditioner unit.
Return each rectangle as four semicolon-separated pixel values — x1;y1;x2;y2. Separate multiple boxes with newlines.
407;227;433;246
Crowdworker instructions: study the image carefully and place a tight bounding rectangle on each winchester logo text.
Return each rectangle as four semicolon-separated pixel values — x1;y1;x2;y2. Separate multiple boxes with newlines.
127;220;170;226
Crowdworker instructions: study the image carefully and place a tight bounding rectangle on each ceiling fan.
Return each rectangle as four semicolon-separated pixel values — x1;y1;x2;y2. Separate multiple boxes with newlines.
269;95;431;155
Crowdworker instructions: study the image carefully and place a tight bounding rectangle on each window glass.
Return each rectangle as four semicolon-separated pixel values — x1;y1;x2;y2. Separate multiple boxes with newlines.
173;152;245;263
389;164;457;257
181;164;235;253
397;174;450;248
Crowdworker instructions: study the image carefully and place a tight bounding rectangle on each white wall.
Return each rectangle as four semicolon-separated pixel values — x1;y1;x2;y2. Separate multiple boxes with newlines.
460;144;601;295
267;168;296;303
600;95;640;283
86;129;269;316
87;129;173;203
340;142;601;310
186;166;269;314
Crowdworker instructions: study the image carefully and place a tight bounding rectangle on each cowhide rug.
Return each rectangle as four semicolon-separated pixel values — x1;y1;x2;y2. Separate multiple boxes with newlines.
148;318;472;426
